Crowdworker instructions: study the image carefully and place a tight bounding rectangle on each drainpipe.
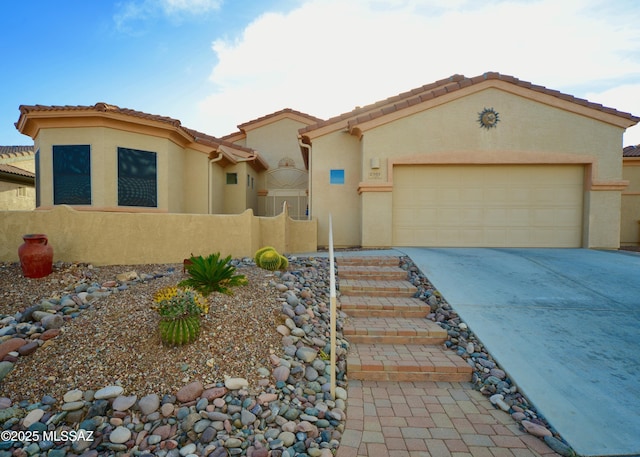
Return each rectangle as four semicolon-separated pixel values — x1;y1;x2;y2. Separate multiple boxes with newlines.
208;146;224;214
299;139;312;220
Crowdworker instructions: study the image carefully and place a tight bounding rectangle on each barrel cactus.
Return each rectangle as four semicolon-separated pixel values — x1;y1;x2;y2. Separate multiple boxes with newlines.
151;286;208;346
159;315;201;346
254;246;277;266
258;249;282;271
255;247;289;271
278;255;289;270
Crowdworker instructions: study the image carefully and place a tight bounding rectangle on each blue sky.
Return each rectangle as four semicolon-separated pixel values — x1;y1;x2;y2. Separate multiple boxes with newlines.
2;0;640;146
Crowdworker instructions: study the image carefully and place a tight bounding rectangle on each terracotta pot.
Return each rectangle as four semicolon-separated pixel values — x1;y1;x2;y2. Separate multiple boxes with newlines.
18;234;54;278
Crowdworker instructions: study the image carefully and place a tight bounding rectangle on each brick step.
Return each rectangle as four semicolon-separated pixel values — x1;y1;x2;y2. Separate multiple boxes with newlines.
339;279;417;297
339;296;431;318
346;343;472;383
343;317;446;344
337;265;407;281
335;256;399;267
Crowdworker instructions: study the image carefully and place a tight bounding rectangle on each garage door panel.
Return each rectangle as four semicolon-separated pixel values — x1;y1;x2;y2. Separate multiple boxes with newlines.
392;165;583;248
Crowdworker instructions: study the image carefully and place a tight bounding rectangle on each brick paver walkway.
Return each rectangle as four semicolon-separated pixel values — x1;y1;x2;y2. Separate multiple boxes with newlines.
336;380;561;457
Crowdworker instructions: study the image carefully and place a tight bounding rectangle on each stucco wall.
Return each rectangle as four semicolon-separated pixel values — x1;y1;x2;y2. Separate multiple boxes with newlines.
0;205;317;265
622;160;640;245
310;132;362;247
0;183;35;210
35;127;197;212
245;118;310;169
312;87;626;248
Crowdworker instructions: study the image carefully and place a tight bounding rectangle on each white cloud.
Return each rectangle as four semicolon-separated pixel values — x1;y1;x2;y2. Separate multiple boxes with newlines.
194;0;640;140
587;84;640;146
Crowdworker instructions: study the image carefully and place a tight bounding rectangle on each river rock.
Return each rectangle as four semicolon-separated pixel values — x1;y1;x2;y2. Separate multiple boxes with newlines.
22;409;44;428
202;387;227;400
41;314;64;330
116;271;139;282
138;394;160;415
0;362;14;382
273;365;290;382
109;426;131;443
0;338;26;359
296;347;317;363
17;341;39;356
544;436;575;456
113;395;137;411
225;377;248;390
94;385;124;400
521;420;552;437
176;381;203;402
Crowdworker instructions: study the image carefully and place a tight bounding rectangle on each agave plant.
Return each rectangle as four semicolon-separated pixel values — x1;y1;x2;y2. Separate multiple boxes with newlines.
179;253;248;296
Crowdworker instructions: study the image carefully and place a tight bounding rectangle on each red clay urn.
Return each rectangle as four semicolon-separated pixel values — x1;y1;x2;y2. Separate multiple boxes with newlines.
18;234;54;278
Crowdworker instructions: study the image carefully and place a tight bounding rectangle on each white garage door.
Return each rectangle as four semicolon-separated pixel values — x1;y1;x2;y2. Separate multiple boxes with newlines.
392;164;584;247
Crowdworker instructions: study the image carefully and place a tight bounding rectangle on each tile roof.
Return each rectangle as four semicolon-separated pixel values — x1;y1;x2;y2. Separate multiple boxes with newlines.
0;145;34;159
623;145;640;157
236;108;324;131
16;103;268;171
299;72;640;138
0;163;35;179
18;103;183;128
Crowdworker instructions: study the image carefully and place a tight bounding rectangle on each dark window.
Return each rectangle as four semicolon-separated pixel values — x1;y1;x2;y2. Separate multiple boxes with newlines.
53;145;91;204
226;173;238;184
35;149;40;207
118;147;157;207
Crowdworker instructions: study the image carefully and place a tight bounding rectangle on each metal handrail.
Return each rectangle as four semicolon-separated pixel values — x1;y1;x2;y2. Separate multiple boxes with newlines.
328;214;337;399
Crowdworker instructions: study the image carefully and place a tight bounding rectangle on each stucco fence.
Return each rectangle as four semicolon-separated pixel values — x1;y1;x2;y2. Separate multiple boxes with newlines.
0;205;317;265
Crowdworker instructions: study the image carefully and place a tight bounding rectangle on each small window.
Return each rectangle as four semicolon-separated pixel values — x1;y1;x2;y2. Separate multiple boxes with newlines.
16;187;28;197
118;147;157;207
35;149;40;207
53;145;91;204
247;174;250;187
226;173;238;184
251;177;254;189
330;169;345;185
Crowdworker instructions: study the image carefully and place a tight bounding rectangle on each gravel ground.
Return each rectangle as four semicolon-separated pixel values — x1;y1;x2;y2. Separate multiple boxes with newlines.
0;261;283;403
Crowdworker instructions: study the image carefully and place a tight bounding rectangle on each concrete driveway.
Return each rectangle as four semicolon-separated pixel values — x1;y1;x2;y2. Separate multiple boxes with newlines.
399;248;640;457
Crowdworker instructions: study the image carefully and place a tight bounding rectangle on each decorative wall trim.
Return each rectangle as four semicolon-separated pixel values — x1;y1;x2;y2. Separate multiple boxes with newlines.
357;183;393;194
591;180;629;191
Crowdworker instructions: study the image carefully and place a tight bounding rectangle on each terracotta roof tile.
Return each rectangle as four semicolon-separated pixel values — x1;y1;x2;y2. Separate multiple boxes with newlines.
16;103;268;171
624;145;640;157
18;103;182;128
299;72;640;138
0;163;34;179
0;145;34;159
236;108;323;131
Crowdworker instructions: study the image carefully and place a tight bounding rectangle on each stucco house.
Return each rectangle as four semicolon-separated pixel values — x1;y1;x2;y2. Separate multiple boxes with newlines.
622;144;640;246
12;72;640;251
0;146;35;210
300;72;639;249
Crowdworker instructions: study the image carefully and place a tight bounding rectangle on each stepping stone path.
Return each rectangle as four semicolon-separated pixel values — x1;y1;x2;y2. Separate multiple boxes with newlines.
338;256;472;383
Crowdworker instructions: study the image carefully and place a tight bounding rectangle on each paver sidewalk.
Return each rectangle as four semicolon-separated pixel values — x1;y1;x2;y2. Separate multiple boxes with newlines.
336;380;561;457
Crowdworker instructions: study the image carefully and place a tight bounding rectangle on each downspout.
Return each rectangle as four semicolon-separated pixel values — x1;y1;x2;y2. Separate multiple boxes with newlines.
298;139;312;220
208;146;224;214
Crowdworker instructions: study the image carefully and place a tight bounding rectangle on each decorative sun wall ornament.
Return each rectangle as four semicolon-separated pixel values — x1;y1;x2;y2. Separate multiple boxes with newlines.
478;107;499;129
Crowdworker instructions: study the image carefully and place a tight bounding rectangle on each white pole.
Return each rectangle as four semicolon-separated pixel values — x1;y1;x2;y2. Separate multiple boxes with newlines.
329;214;337;399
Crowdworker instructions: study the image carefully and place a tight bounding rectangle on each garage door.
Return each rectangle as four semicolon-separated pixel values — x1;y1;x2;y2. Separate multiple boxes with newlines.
392;164;584;247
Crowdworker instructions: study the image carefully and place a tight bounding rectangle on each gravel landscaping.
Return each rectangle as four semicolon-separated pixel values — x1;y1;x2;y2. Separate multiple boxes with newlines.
0;257;348;457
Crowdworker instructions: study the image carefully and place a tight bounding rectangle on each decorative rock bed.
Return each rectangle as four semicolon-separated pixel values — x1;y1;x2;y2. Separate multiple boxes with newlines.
0;257;349;457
